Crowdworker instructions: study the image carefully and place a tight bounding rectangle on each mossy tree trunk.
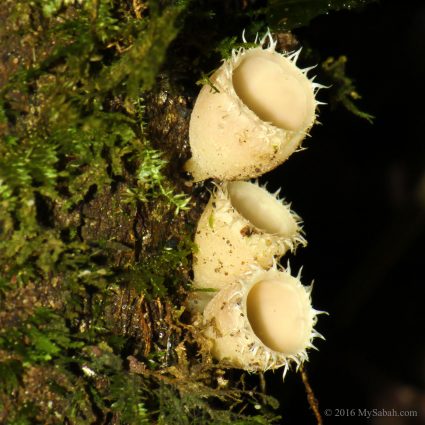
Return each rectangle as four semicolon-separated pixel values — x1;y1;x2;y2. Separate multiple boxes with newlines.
0;1;374;423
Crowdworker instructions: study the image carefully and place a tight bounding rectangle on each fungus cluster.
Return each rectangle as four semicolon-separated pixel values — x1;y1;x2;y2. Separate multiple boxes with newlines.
186;32;325;375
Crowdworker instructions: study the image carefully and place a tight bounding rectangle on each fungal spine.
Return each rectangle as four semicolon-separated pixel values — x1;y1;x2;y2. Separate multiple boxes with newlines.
186;32;323;181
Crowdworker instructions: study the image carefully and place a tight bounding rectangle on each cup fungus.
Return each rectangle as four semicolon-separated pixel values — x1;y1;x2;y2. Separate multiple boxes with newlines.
190;181;305;313
185;32;323;181
202;266;322;372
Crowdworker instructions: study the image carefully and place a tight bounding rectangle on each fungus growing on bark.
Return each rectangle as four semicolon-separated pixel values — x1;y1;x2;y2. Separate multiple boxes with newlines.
185;32;323;181
202;265;323;373
190;181;305;312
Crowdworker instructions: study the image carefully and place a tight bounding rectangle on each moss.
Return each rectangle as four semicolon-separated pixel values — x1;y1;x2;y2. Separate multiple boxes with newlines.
322;55;374;122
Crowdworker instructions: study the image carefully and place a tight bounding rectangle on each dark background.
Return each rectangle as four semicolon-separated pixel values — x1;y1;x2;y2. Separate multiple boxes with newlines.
262;0;425;423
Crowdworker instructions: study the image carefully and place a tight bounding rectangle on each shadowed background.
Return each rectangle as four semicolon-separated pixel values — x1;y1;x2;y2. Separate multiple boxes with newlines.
262;0;425;423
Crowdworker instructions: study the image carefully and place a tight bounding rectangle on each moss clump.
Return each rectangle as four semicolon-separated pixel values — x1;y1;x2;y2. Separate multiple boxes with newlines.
322;55;374;122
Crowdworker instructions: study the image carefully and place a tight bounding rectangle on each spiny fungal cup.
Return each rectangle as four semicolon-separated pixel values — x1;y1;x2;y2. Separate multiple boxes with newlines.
189;180;305;313
185;31;324;181
201;264;324;374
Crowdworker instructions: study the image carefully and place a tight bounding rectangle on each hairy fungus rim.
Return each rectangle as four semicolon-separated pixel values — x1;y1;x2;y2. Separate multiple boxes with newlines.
227;181;298;237
232;51;308;131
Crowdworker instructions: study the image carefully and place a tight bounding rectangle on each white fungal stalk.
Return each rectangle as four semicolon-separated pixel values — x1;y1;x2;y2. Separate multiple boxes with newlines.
186;32;323;181
202;265;322;373
190;181;305;313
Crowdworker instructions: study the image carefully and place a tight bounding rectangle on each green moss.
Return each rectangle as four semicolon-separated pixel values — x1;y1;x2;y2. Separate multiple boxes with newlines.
125;145;191;215
322;55;374;122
